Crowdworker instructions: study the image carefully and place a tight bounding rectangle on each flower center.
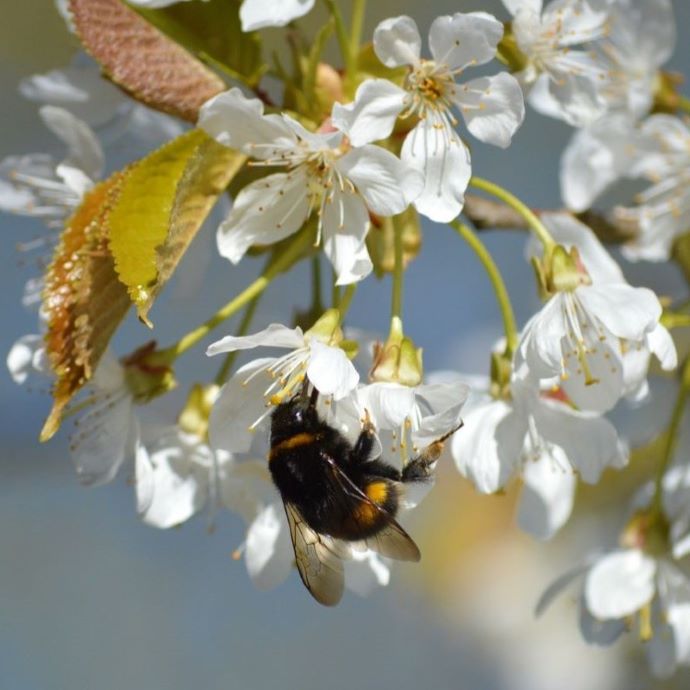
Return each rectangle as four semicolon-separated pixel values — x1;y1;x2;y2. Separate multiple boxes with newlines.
403;60;457;124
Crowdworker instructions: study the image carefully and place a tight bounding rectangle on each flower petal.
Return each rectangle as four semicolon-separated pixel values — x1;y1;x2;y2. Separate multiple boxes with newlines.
321;186;373;285
402;118;471;223
7;334;46;385
198;87;294;152
454;72;524;148
240;0;315;31
208;358;277;454
338;144;421;216
207;323;305;357
373;15;422;68
39;105;103;180
584;549;656;619
344;550;390;596
136;429;210;529
451;399;525;494
216;170;310;264
245;502;294;590
332;79;407;147
534;397;627;483
306;340;359;400
517;449;577;540
648;323;677;372
577;284;662;342
429;12;503;70
578;597;627;646
71;396;137;486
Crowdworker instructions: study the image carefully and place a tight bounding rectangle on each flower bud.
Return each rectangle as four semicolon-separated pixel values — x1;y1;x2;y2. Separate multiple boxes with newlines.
620;508;670;558
178;383;219;440
122;341;177;403
370;317;423;386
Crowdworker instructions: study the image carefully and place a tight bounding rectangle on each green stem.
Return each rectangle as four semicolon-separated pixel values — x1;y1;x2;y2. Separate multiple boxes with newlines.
469;176;555;251
156;231;312;362
678;94;690;115
349;0;367;73
323;0;355;78
213;292;262;386
338;284;357;319
391;219;404;322
652;357;690;513
452;220;519;355
311;254;324;313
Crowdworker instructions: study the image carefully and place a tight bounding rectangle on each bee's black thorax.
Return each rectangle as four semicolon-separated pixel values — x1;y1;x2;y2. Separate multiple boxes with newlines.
268;397;402;540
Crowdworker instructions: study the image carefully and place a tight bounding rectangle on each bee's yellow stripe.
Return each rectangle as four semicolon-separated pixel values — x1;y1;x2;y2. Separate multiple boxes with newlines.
365;481;388;505
269;432;316;461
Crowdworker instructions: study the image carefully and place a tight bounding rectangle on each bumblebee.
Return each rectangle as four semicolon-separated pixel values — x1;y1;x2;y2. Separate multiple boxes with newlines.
269;387;458;606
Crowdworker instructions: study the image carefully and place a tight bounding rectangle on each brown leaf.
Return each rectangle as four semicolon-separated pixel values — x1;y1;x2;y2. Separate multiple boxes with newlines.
41;173;131;441
69;0;226;122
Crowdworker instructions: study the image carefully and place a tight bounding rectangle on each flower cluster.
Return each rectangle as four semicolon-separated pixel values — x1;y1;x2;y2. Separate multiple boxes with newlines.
3;0;690;678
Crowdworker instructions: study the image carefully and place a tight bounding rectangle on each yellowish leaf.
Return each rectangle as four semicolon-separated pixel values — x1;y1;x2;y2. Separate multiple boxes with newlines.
107;129;245;322
41;173;131;441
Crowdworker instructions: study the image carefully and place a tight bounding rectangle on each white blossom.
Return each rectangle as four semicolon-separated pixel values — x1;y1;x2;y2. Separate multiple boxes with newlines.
452;372;625;539
614;115;690;261
0;105;101;223
501;0;610;127
199;88;421;284
332;13;524;222
520;213;671;412
126;0;313;32
69;352;139;487
593;0;675;118
207;323;360;454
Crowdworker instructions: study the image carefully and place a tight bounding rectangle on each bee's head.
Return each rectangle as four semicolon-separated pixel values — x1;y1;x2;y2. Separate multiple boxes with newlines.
270;396;320;444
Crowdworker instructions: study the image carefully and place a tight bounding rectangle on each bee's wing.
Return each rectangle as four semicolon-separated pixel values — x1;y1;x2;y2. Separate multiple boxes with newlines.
323;458;421;563
359;517;420;562
283;501;350;606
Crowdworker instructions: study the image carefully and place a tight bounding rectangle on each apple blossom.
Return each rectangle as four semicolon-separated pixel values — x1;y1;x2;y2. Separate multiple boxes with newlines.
520;213;671;412
199;88;421;284
500;0;610;126
332;13;524;222
452;371;626;539
614;114;690;261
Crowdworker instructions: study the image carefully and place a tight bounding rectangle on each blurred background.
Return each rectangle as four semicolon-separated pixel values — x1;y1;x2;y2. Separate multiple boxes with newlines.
2;1;690;689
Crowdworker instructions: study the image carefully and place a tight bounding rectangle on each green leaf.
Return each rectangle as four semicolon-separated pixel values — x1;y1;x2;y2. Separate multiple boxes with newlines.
136;0;265;87
108;129;246;323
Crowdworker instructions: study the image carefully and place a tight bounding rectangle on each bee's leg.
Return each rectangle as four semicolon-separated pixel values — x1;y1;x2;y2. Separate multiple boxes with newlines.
349;409;377;466
401;421;464;482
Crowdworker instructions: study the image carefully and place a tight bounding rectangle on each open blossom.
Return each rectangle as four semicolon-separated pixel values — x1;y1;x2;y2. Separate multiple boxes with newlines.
539;467;690;678
520;213;672;413
501;0;610;127
614;115;690;262
337;379;469;496
560;0;676;211
560;114;640;212
593;0;675;119
199;88;421;284
332;13;524;223
206;320;360;454
19;56;184;145
452;369;626;539
126;0;313;32
0;105;101;224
